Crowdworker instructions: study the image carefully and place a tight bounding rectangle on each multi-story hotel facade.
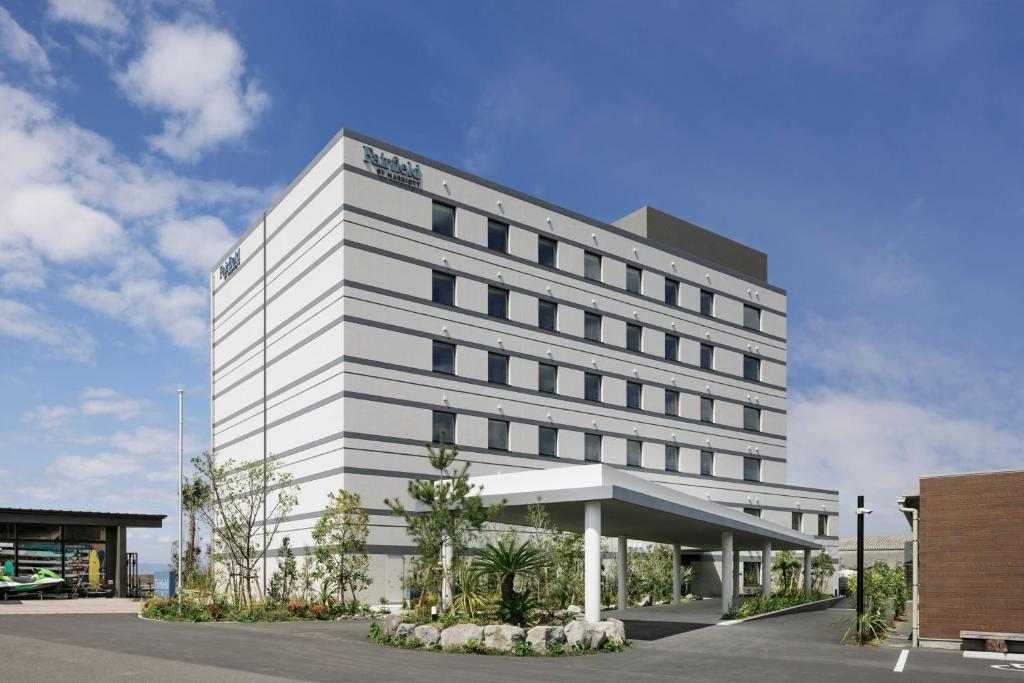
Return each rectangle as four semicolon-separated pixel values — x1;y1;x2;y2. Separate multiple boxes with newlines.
210;129;839;602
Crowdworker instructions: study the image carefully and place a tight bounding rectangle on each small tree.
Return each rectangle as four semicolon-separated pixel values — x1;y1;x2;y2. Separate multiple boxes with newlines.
474;537;547;625
312;489;371;606
811;551;836;594
268;536;298;603
525;501;584;609
180;475;210;589
192;450;299;606
385;437;503;608
772;550;803;594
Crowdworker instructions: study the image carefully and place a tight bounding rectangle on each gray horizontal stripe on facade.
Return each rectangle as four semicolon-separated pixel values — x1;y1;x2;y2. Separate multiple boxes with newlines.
338;147;786;298
214;344;785;432
341;202;788;338
213;380;784;454
341;233;786;365
213;203;346;328
212;161;346;297
717;502;838;517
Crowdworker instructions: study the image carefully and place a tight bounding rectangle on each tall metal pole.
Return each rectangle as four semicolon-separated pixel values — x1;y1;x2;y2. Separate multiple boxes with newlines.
177;388;184;607
856;494;864;644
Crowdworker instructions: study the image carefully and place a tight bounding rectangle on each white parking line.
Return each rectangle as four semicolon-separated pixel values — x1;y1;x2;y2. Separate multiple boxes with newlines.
894;649;909;673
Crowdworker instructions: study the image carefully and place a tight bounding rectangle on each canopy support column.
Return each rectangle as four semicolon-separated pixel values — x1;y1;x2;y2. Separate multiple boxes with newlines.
803;549;812;596
672;543;681;605
584;501;602;623
617;536;627;612
762;541;772;597
721;531;733;615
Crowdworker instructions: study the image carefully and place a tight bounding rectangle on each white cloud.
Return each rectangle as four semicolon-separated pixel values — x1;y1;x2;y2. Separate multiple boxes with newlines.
0;298;95;360
46;0;128;35
117;21;269;161
67;277;207;350
80;387;143;419
0;7;51;75
4;183;124;262
23;404;77;430
156;215;235;273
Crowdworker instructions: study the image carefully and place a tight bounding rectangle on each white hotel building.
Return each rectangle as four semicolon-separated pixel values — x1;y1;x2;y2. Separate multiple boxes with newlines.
210;129;839;607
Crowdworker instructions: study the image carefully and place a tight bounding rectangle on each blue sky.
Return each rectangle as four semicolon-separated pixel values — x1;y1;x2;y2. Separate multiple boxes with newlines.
2;0;1022;564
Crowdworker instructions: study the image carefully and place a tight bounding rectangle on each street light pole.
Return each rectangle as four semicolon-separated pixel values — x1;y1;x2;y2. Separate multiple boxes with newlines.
855;495;873;645
177;388;184;608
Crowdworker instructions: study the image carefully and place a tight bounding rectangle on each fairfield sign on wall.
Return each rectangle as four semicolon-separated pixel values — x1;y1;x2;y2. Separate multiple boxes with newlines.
219;248;241;280
362;145;422;189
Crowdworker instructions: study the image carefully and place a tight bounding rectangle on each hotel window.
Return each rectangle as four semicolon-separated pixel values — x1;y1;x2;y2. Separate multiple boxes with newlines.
743;456;760;482
538;427;558;457
700;343;714;370
538;363;558;394
700;397;714;423
584;312;602;342
744;406;761;432
488;352;509;385
700;450;714;476
665;334;679;361
488;219;508;253
626;439;642;467
792;512;803;532
584;433;602;462
744;304;761;331
488;285;508;319
584;372;602;402
744;355;761;381
538;299;557;331
744;507;761;518
432;410;456;444
626;265;642;294
538;236;557;268
432;341;455;375
665;278;679;305
432;271;455;306
626;381;642;409
626;323;642;352
700;289;714;316
665;389;679;416
432;201;455;237
818;514;829;536
665;445;679;472
488;419;509;451
584;251;602;281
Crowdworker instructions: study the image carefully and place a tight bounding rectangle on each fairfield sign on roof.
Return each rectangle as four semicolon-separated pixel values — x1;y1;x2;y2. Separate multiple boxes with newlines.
362;145;422;189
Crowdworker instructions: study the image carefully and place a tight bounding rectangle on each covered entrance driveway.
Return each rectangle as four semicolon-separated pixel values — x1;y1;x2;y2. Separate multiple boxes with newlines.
469;464;821;622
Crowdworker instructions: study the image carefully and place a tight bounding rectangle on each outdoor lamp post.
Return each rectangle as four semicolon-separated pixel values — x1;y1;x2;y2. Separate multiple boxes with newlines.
855;495;873;645
177;388;184;608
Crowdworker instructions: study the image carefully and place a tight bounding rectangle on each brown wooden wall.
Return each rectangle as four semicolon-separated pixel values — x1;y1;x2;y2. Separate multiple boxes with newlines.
919;471;1024;640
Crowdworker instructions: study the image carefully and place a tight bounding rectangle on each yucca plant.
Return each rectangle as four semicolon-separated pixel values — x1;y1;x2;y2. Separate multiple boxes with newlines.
473;537;548;625
450;563;487;619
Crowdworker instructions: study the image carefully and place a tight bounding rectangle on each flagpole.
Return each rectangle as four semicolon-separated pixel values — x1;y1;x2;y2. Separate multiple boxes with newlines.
178;388;184;608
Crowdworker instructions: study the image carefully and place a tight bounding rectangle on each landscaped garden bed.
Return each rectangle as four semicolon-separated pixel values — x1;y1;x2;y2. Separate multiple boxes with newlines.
140;596;375;623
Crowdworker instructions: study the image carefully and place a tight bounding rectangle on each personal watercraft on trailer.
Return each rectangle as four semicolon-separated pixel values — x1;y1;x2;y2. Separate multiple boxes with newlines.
0;568;63;597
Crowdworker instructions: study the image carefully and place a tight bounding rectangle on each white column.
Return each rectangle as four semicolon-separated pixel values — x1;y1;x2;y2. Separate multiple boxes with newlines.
617;536;627;612
762;541;772;597
584;501;602;623
672;543;681;605
721;531;733;614
732;549;740;606
441;536;453;610
803;549;812;596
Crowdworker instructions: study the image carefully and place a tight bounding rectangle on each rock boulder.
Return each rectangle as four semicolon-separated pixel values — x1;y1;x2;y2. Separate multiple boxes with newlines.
439;623;484;651
414;624;442;647
482;624;526;652
526;625;566;653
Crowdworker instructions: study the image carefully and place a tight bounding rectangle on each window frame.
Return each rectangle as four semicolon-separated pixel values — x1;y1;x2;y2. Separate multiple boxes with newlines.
584;433;602;462
744;304;761;331
584;372;602;402
818;514;829;536
626;323;642;352
431;201;455;237
538;299;558;331
584;312;602;342
700;396;715;423
700;289;714;317
487;219;509;253
700;449;714;476
537;236;557;268
744;405;762;432
664;389;679;416
664;278;679;306
432;271;455;306
700;343;714;370
538;362;558;395
432;410;456;444
626;265;642;294
538;426;558;457
487;285;509;319
626;381;643;410
743;456;761;482
743;355;761;382
431;340;456;375
584;251;602;281
665;334;679;361
488;418;510;451
626;439;642;467
487;352;509;385
743;507;762;518
792;511;803;532
665;445;679;472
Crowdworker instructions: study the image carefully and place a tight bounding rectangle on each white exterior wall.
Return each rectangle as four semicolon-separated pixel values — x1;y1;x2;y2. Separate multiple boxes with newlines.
210;130;839;601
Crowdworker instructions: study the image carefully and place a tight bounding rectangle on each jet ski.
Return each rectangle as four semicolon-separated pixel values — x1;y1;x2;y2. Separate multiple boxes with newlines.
0;568;64;597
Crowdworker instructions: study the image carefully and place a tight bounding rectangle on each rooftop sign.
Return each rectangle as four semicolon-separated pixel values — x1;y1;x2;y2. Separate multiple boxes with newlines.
219;248;241;280
362;145;422;189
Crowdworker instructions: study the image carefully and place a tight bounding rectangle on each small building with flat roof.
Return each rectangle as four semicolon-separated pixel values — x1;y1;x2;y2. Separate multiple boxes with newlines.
0;508;165;598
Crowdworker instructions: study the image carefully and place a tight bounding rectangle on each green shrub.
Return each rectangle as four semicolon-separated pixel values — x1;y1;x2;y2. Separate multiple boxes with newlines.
547;642;565;656
513;638;533;657
723;591;829;619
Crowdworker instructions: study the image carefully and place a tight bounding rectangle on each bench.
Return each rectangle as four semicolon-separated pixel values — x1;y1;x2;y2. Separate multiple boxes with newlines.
961;631;1024;661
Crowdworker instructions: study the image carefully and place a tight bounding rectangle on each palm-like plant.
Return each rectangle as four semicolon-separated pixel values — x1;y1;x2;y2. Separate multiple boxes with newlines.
450;563;486;618
679;565;696;595
473;537;548;624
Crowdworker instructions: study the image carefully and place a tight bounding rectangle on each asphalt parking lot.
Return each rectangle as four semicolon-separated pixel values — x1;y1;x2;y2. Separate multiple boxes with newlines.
0;605;1012;682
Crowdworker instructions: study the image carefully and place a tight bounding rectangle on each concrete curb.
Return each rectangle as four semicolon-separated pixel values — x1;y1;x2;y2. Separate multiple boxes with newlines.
718;596;845;625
